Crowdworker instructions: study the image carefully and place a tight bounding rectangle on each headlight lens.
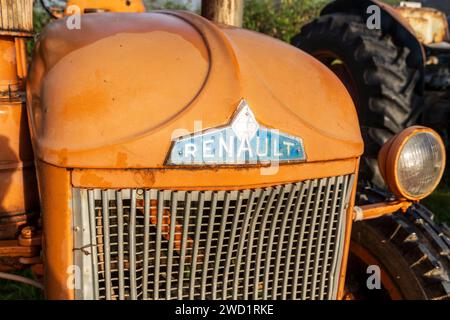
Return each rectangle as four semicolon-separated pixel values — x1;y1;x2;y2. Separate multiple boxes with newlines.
378;126;446;200
397;132;444;198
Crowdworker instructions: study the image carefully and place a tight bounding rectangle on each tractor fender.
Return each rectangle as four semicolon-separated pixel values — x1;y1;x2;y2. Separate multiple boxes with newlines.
321;0;425;91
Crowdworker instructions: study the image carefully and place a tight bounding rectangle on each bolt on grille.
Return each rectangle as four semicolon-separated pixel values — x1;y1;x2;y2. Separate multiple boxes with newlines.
73;175;354;300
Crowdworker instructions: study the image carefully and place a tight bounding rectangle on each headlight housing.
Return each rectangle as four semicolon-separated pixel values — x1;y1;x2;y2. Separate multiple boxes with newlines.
378;126;446;200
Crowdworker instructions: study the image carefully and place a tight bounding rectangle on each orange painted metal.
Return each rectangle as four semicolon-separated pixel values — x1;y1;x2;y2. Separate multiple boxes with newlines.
0;213;30;239
35;162;74;300
14;37;28;80
0;30;34;38
0;240;39;257
378;126;446;201
19;256;42;265
31;263;44;277
0;99;39;215
355;201;412;221
0;0;39;272
27;12;363;170
0;35;39;243
0;219;41;271
71;158;358;190
0;36;19;92
337;163;359;300
18;226;42;247
27;11;364;299
65;0;145;14
0;259;22;272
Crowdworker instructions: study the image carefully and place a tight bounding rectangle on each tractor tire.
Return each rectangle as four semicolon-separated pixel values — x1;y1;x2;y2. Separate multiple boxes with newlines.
422;92;450;184
347;204;450;300
292;13;421;187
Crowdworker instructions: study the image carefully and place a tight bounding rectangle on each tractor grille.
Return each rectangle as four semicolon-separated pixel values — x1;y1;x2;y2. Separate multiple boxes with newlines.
73;175;354;300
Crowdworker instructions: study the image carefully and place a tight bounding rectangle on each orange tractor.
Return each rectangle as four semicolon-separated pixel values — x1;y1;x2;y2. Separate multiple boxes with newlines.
293;0;450;188
0;0;448;300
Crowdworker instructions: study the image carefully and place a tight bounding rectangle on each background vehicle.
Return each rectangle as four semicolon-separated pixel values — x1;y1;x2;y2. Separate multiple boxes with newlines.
422;0;450;15
0;0;448;300
292;0;450;299
293;0;450;187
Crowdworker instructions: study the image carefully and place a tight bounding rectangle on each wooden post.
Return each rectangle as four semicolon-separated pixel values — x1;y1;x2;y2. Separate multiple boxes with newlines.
0;0;34;35
201;0;244;27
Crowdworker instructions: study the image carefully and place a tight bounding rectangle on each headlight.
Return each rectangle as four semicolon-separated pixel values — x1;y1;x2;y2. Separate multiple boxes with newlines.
378;126;446;200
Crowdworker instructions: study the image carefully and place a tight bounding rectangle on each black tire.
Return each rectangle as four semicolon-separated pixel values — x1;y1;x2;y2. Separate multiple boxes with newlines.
422;92;450;184
347;204;450;300
292;13;421;187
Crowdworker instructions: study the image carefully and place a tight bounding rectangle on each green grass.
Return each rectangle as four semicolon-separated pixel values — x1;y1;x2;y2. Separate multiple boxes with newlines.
0;270;43;300
422;187;450;224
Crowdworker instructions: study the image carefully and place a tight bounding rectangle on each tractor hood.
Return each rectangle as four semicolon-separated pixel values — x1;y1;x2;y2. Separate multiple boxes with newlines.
27;11;363;169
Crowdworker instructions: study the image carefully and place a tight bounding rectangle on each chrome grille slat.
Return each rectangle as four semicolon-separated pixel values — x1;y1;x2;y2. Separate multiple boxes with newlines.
178;192;191;299
311;177;334;298
301;178;326;299
253;188;277;299
115;190;125;300
154;191;163;300
263;185;286;299
233;190;257;299
212;192;230;299
129;190;137;300
166;191;177;300
292;180;314;299
201;192;218;299
190;192;205;299
282;180;308;299
272;183;299;299
329;175;351;299
244;188;268;299
222;191;242;299
88;190;100;299
101;190;112;300
142;190;150;300
73;175;354;300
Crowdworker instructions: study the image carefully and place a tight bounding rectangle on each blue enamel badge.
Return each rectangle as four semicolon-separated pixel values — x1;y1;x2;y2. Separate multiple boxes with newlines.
167;100;306;165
